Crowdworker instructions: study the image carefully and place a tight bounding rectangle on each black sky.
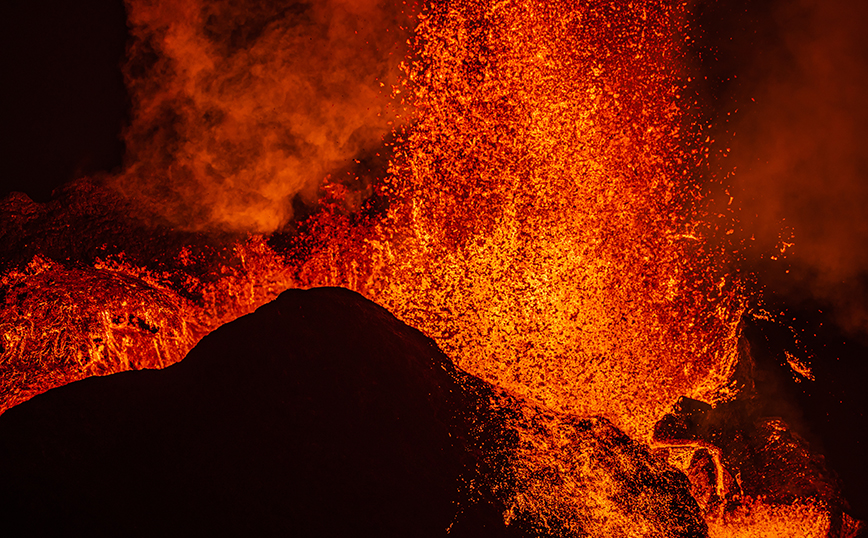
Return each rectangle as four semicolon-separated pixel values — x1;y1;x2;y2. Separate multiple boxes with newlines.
0;0;128;202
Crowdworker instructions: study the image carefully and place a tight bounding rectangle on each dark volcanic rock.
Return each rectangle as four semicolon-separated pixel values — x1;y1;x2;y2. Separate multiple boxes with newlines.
0;177;295;414
0;287;706;537
651;315;868;536
654;396;843;506
653;394;859;537
0;287;512;536
0;177;244;275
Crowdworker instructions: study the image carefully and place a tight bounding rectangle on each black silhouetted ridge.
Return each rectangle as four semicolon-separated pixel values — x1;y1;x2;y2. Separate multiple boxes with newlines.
0;287;519;537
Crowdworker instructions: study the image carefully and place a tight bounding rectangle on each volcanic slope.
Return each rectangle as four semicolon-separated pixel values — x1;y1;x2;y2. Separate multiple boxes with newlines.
0;287;706;537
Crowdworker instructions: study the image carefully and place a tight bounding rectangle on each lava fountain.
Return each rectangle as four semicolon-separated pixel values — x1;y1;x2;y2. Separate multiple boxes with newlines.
0;0;861;535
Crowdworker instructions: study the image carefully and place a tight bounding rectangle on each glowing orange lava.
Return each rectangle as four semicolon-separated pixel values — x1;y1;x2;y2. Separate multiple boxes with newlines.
296;0;745;440
2;0;855;534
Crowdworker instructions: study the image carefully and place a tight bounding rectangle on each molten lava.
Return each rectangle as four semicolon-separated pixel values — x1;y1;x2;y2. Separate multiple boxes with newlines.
0;0;861;535
291;0;745;441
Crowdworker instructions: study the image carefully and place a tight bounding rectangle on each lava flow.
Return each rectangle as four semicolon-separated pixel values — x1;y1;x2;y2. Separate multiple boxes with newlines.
0;0;862;536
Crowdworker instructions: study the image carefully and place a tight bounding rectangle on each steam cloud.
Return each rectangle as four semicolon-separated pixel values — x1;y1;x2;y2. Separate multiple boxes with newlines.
113;0;411;232
728;0;868;333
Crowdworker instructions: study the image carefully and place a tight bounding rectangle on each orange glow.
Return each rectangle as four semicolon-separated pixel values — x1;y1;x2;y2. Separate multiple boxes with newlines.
294;0;745;440
0;238;292;414
113;0;411;231
707;500;832;538
0;0;854;534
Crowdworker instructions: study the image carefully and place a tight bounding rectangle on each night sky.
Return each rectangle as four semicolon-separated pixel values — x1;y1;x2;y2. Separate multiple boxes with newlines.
0;0;128;202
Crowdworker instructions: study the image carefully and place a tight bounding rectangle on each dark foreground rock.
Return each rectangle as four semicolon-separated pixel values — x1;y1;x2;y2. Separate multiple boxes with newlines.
0;287;706;537
652;316;867;537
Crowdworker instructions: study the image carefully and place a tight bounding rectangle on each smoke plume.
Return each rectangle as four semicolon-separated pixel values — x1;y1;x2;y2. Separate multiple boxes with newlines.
727;0;868;333
113;0;411;232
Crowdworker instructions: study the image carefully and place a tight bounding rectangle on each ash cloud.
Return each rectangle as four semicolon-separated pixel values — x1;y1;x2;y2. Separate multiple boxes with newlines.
727;0;868;333
112;0;412;232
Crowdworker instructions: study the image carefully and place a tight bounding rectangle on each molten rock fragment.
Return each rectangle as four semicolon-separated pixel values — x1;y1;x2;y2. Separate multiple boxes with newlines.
0;287;706;537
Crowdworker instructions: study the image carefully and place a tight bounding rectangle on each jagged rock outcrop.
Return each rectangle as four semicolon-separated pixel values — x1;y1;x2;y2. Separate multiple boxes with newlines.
651;316;867;537
0;287;707;537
